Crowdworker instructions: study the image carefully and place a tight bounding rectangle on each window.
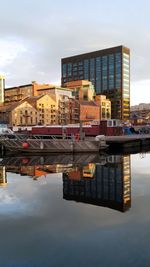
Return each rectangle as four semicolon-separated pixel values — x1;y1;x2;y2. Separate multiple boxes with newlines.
67;63;72;77
108;54;114;90
84;59;89;80
115;53;121;89
83;93;88;100
102;56;108;92
96;57;101;94
62;64;67;78
90;58;95;87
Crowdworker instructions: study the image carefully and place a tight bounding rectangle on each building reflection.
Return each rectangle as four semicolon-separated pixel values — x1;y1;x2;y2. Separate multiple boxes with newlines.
63;155;131;212
1;154;131;212
0;166;7;186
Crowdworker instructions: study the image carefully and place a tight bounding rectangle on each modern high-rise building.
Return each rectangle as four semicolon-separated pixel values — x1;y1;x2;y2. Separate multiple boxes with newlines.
0;75;5;104
61;45;130;120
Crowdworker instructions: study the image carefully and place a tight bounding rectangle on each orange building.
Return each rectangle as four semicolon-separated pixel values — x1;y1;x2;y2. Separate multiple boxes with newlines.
65;80;111;122
79;100;100;122
64;80;95;101
4;81;53;104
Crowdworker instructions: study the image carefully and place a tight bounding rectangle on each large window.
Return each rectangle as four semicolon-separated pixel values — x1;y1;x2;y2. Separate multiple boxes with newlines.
115;53;121;89
67;63;72;77
102;56;108;92
109;54;114;90
73;63;78;78
84;59;89;80
90;58;95;87
62;64;67;78
96;57;101;94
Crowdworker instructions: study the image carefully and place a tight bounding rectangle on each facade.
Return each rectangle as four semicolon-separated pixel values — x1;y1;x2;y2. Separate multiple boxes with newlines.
4;82;54;104
5;83;33;104
28;94;57;125
64;80;95;101
95;95;111;120
0;94;57;126
37;86;74;125
0;100;38;126
61;45;130;120
68;98;80;124
37;85;73;100
0;75;5;104
79;101;100;122
58;95;70;125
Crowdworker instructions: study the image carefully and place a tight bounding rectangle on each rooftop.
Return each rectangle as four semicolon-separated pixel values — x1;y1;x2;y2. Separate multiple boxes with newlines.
62;45;130;62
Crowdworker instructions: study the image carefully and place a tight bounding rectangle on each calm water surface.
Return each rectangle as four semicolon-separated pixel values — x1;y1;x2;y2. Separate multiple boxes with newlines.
0;152;150;267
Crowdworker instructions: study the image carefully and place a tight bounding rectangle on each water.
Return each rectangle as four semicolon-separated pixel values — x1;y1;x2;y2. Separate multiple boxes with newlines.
0;152;150;267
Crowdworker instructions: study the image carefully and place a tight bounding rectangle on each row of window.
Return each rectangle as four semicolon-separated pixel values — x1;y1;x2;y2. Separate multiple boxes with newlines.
62;53;123;77
62;52;128;94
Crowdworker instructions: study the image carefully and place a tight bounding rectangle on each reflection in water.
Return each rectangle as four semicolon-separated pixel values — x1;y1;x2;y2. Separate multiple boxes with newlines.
0;154;131;212
63;155;131;212
0;167;7;186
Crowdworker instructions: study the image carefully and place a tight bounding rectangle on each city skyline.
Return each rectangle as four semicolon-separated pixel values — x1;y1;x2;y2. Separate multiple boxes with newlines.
0;0;150;105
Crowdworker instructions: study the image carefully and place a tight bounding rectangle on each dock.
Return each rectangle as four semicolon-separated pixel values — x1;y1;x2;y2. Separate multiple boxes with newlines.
0;137;108;154
105;134;150;149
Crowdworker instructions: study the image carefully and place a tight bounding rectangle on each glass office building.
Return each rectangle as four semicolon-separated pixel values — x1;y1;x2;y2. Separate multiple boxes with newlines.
61;46;130;120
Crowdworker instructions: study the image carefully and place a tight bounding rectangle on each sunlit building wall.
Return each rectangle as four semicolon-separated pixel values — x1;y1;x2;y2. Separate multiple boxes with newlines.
0;75;5;104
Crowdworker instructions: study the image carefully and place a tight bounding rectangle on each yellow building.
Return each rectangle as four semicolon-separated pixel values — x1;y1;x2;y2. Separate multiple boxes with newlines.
37;86;74;125
95;95;111;120
0;94;57;126
28;94;57;125
0;100;38;126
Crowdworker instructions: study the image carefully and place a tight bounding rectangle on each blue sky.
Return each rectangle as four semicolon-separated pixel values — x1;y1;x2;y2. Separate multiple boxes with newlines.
0;0;150;105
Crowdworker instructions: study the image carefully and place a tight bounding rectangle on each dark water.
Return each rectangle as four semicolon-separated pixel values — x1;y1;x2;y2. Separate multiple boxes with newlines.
0;152;150;267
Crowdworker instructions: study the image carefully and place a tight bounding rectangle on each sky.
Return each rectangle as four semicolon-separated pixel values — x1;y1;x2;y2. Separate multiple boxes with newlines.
0;0;150;105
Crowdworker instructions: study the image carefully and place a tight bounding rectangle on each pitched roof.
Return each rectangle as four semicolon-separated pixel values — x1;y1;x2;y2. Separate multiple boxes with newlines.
0;101;24;112
27;94;56;106
5;84;32;91
0;98;37;112
26;95;43;107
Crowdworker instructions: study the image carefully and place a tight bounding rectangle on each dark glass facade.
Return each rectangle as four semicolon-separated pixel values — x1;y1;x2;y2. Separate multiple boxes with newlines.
61;46;130;120
63;155;131;212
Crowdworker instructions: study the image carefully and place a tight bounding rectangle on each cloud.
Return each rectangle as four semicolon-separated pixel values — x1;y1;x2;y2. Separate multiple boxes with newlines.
0;0;150;105
0;39;27;68
131;79;150;105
